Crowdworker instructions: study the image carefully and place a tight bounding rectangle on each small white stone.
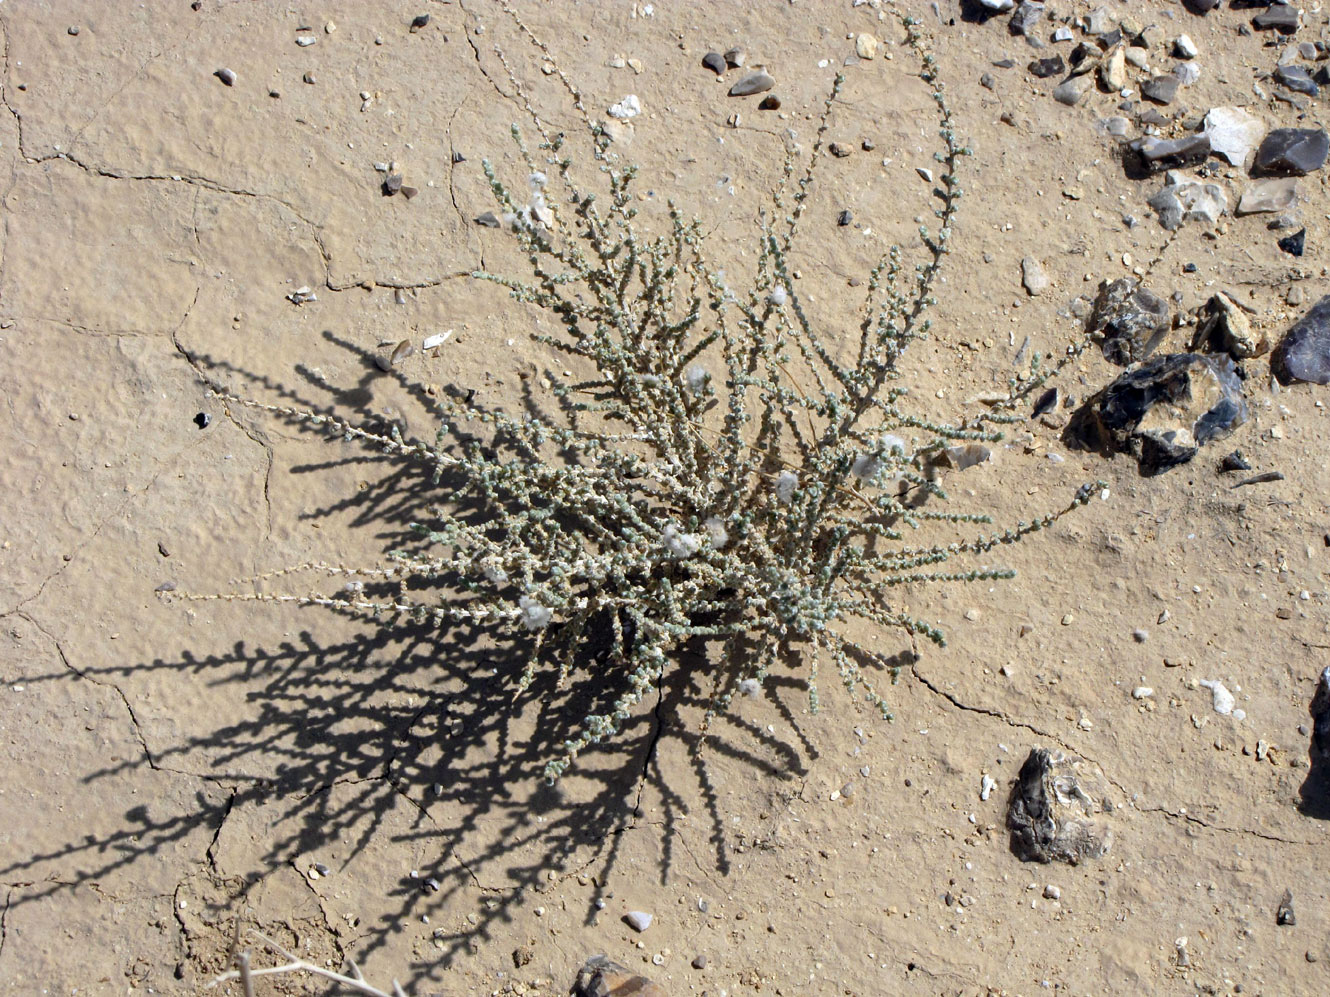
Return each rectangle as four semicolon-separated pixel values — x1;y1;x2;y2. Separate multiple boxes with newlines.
624;911;653;932
1174;35;1198;59
1131;686;1154;700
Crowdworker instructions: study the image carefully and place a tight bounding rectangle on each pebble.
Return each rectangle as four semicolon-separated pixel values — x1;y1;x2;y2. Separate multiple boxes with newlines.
67;25;80;36
215;68;237;87
728;71;774;97
829;142;851;158
1278;890;1296;926
1053;75;1094;106
855;33;878;60
1053;26;1073;43
608;94;642;119
702;52;726;75
692;955;707;970
1276;65;1318;97
1021;256;1050;296
837;209;852;227
1043;884;1061;901
410;13;431;32
296;36;316;47
1175;62;1201;86
425;330;455;350
1174;35;1198;59
1147;173;1226;231
1141;75;1179;105
1199;679;1237;716
1132;629;1149;643
624;911;653;932
303;71;316;84
1029;56;1064;79
1132;687;1154;700
724;48;745;68
758;95;780;110
980;774;996;801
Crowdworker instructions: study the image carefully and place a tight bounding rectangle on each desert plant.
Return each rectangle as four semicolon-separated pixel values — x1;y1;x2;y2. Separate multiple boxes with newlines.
201;8;1096;783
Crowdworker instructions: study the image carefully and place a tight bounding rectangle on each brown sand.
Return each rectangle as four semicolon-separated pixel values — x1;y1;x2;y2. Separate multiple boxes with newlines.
2;2;1328;994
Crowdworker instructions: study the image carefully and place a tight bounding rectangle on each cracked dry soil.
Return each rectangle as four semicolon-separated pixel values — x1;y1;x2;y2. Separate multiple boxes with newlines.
2;2;1330;995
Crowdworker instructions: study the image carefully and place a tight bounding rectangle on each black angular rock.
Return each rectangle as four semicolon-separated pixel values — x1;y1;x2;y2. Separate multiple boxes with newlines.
1183;0;1220;12
702;52;726;75
1008;748;1114;865
1088;277;1171;366
1028;55;1065;78
1273;294;1330;384
1069;353;1248;474
1219;450;1251;473
1253;5;1301;34
1312;667;1330;761
1276;64;1319;96
1279;227;1307;256
1129;133;1212;173
1255;128;1329;175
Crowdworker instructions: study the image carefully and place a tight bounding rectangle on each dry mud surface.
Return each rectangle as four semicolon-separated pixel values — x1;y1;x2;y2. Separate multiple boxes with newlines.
3;2;1330;995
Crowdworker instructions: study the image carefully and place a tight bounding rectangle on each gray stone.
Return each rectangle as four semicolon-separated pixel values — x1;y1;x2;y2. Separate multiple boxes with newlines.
1174;34;1199;59
1256;128;1329;175
1022;256;1050;295
1276;64;1319;96
1009;1;1044;35
728;71;774;97
1088;278;1171;365
1191;292;1268;359
1083;6;1113;34
1053;26;1073;42
623;910;653;932
1175;61;1201;86
1008;748;1113;864
702;52;726;75
1311;667;1330;761
1273;294;1330;384
1183;0;1220;11
1072;353;1248;474
1238;177;1300;214
1146;174;1226;231
1054;74;1095;105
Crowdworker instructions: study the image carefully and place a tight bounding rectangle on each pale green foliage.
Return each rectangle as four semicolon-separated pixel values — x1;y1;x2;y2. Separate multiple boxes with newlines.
215;12;1095;783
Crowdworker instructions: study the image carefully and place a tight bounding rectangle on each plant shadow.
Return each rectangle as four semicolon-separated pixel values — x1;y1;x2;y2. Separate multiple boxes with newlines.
2;334;828;990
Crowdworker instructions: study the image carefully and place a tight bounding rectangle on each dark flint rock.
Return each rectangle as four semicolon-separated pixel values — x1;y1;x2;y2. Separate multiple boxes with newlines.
1028;55;1065;78
1312;667;1330;761
1191;292;1268;359
1219;450;1251;472
1276;890;1298;925
1068;353;1248;475
1253;5;1301;34
383;173;403;196
1129;133;1212;173
474;211;501;228
1273;294;1330;384
1255;129;1329;175
1141;74;1180;104
837;209;852;227
992;58;1017;69
573;956;665;997
702;52;726;75
1032;386;1059;417
1008;748;1113;865
1183;0;1220;12
1276;64;1319;96
1279;227;1307;256
758;95;780;110
980;72;996;89
1088;277;1171;365
1009;1;1045;35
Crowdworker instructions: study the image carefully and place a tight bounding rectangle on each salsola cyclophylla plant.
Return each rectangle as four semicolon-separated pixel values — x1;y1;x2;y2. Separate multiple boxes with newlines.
207;11;1097;783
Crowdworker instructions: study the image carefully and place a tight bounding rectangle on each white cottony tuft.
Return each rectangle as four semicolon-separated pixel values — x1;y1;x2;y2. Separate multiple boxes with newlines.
661;524;702;558
684;364;708;395
483;561;509;585
528;171;548;189
738;678;761;698
775;470;798;504
518;596;552;630
851;434;908;483
768;285;788;307
703;516;728;549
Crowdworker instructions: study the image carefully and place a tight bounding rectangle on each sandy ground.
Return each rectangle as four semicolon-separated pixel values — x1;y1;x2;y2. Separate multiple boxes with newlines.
3;1;1330;994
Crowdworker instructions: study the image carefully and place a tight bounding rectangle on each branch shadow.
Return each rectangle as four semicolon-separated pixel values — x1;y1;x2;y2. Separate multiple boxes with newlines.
3;335;832;991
